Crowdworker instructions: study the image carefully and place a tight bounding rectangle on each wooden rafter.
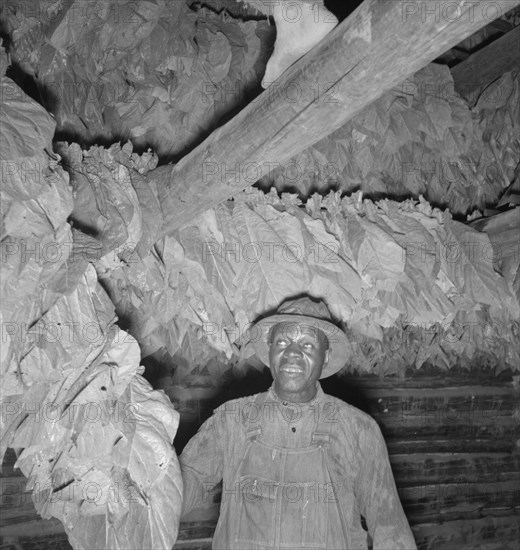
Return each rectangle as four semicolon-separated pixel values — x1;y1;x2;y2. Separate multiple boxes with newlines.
151;0;520;236
451;24;520;105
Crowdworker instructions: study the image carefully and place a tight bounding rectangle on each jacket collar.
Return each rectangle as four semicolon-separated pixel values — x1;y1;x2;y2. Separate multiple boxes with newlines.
267;381;324;409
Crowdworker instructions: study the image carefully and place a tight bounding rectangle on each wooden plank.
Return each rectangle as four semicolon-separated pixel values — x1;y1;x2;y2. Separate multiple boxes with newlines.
427;541;519;550
452;24;520;104
338;371;516;389
326;380;520;437
390;452;520;485
371;398;517;428
0;518;217;550
0;534;72;550
387;437;516;454
360;387;518;434
407;503;520;525
411;514;520;549
379;423;519;441
0;516;65;539
346;384;517;397
0;530;215;550
401;479;520;523
152;0;519;234
360;386;517;408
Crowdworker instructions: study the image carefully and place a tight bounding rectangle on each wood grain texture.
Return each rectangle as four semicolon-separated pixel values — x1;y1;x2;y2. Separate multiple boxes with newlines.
390;452;520;484
412;515;520;550
153;0;520;235
452;24;520;105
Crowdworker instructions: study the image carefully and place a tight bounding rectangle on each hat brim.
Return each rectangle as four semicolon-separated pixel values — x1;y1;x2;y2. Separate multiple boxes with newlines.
248;314;349;378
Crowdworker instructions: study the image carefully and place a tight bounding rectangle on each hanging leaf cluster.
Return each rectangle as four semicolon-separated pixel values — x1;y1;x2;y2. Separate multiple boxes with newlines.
2;0;268;158
258;66;520;216
77;139;519;378
0;58;182;550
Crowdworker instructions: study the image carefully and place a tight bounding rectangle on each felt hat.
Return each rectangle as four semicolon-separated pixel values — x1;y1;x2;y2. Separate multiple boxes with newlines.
249;297;349;378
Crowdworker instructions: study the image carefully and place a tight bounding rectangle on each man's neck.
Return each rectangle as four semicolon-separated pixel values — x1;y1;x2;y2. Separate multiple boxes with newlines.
272;382;320;403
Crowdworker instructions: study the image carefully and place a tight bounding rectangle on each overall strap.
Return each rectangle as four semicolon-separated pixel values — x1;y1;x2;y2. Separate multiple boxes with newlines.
311;397;351;547
245;392;267;441
311;398;336;448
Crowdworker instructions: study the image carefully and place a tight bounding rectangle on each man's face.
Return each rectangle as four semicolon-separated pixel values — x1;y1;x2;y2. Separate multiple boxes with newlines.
268;322;329;403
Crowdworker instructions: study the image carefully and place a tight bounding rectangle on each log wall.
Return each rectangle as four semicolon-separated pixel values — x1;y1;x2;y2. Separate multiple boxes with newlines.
338;369;520;550
1;367;519;549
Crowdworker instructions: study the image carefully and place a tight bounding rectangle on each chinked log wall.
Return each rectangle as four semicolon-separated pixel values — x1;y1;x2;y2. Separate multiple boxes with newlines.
1;368;519;550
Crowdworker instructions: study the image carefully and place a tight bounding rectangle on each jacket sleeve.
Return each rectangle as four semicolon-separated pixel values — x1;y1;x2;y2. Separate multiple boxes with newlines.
179;411;224;519
356;420;417;550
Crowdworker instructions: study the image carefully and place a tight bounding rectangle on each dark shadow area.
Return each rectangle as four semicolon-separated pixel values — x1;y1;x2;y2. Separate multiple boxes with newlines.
254;177;478;223
326;0;365;22
5;62;49;107
158;78;267;165
254;179;343;201
321;373;373;414
159;4;275;165
54;128;134;153
3;59;141;153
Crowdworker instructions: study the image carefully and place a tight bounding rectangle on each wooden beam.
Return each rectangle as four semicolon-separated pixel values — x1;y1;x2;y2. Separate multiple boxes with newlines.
452;24;520;105
152;0;520;235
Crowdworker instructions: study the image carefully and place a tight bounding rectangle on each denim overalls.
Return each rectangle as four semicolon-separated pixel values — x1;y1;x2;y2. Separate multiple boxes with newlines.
212;392;365;549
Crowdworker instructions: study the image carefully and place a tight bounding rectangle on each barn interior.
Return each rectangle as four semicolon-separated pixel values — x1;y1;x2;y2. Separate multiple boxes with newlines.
1;0;519;549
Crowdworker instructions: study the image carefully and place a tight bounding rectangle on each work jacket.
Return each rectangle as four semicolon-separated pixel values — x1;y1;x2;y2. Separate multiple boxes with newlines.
180;383;417;549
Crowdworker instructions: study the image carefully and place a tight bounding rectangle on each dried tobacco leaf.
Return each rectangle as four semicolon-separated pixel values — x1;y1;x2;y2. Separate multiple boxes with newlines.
9;269;182;550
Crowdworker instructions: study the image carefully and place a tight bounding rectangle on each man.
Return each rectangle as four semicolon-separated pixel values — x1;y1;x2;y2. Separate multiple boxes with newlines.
180;297;417;549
